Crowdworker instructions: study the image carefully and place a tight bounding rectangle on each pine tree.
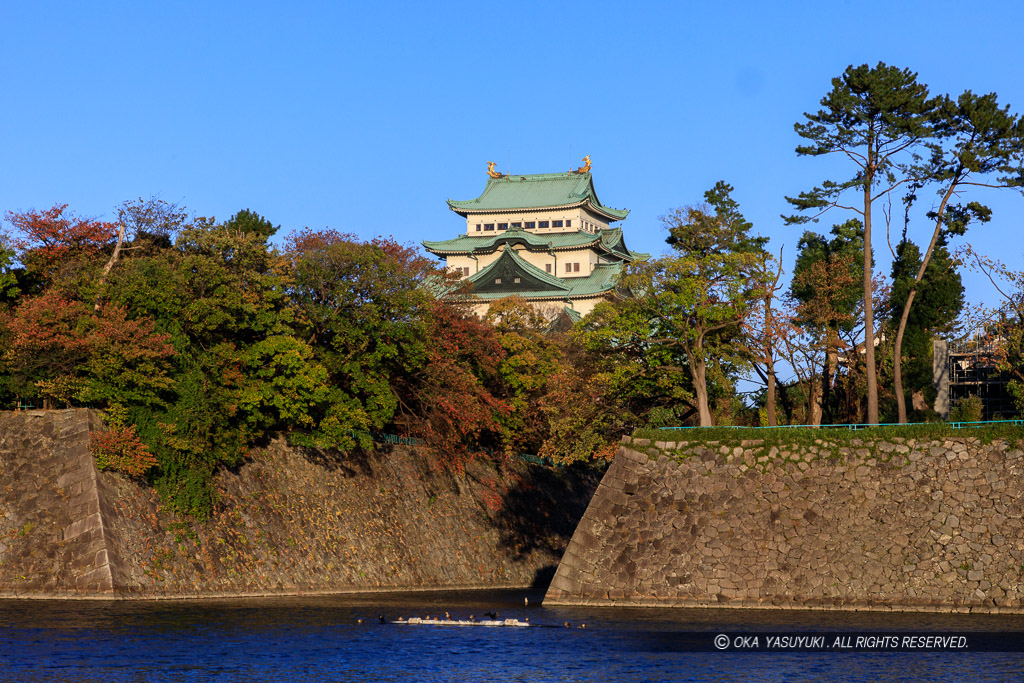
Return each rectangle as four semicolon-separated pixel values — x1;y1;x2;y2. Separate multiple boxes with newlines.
786;62;938;424
891;91;1024;422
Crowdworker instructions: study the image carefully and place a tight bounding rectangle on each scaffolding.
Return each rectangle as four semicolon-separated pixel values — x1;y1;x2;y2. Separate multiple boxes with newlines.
935;335;1016;420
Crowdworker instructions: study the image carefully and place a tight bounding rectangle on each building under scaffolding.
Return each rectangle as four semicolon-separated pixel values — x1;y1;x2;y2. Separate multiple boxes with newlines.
933;337;1015;420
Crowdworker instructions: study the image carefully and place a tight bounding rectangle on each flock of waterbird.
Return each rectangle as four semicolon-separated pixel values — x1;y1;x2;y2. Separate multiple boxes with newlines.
355;598;586;629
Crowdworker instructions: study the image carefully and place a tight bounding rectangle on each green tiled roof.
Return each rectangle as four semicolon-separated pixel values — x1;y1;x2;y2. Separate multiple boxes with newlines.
468;247;567;294
423;227;599;254
599;228;650;261
464;248;623;301
424;227;647;262
447;172;629;221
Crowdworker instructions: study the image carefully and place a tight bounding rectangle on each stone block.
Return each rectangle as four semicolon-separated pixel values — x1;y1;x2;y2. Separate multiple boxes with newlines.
63;512;104;542
75;566;114;593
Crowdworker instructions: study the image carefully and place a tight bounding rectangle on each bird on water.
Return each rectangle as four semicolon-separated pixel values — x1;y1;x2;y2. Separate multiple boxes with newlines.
485;611;498;620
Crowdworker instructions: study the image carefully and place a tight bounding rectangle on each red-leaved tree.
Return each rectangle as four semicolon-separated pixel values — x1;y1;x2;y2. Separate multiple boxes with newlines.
406;300;512;471
7;203;117;284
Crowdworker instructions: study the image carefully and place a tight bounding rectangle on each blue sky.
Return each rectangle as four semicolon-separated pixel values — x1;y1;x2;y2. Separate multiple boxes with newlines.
3;0;1024;310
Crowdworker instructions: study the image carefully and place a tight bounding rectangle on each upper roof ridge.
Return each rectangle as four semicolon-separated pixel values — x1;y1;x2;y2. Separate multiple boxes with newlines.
447;168;629;221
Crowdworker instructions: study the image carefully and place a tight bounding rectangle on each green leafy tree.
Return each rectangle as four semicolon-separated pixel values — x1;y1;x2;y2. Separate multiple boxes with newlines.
889;236;963;415
787;62;938;424
553;297;693;461
285;229;435;450
0;235;19;303
95;197;192;310
101;221;312;517
610;181;766;426
237;334;330;432
743;248;787;426
537;338;628;465
485;296;562;454
891;91;1024;422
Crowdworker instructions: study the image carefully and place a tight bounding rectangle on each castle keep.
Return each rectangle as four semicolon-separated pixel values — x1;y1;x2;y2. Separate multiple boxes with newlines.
423;158;647;318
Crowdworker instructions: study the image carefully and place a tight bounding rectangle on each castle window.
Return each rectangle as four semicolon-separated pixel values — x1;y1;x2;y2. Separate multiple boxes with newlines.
552;220;563;228
565;220;572;227
538;221;549;228
497;223;508;230
495;278;501;284
525;222;536;229
545;264;552;273
484;223;494;231
511;222;521;228
513;277;521;284
575;263;581;272
463;267;471;276
475;224;481;232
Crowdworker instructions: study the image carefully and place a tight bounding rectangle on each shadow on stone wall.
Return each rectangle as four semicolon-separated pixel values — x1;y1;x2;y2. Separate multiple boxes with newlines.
487;463;603;561
290;443;375;478
529;565;557;591
0;411;604;599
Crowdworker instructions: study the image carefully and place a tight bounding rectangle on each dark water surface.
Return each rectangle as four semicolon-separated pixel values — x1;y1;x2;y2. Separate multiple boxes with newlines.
1;589;1022;681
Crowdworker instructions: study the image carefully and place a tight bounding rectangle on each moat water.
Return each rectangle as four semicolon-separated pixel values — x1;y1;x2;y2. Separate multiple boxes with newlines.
1;589;1022;681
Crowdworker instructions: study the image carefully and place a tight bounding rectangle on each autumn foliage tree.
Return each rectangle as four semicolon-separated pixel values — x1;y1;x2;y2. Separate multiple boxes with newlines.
743;249;788;425
536;337;628;465
789;221;863;424
2;291;93;406
2;291;174;409
406;300;511;470
6;203;117;286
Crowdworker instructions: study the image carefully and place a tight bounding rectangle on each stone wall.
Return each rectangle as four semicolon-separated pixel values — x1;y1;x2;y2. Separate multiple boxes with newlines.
0;410;128;595
0;410;598;598
544;434;1024;613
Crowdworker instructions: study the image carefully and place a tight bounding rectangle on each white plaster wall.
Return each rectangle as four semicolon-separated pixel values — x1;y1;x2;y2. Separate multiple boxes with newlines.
572;297;603;317
463;207;608;236
445;255;477;275
556;251;597;278
469;297;605;320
